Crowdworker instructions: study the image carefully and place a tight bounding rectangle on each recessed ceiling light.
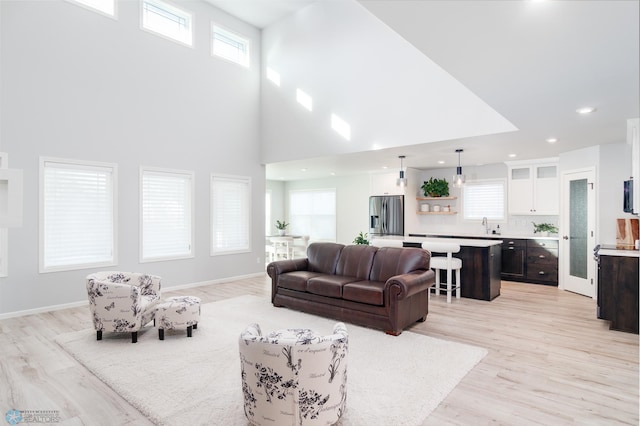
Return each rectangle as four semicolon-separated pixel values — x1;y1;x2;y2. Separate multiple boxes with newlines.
576;106;596;114
546;138;558;143
330;172;335;176
301;168;307;172
437;160;445;164
382;166;388;169
508;154;517;158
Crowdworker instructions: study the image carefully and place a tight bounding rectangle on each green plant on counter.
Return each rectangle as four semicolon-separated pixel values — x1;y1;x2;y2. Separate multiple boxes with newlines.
421;178;450;197
532;222;558;234
353;232;370;245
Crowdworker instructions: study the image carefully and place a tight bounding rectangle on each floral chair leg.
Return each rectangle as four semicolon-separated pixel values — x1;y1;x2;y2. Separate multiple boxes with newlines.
159;329;165;340
96;330;102;341
131;331;138;344
187;325;193;337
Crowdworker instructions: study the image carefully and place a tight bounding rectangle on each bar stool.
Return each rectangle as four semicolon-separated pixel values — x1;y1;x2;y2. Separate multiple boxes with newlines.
422;242;462;303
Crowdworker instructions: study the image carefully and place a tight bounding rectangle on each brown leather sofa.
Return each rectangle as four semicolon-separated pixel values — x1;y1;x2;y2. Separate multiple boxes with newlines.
267;242;435;336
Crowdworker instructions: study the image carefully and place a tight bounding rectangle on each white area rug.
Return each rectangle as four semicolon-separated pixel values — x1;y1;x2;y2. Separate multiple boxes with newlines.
56;295;487;425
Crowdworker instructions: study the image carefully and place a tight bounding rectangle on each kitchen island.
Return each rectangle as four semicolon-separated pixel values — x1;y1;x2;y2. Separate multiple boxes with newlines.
373;235;502;301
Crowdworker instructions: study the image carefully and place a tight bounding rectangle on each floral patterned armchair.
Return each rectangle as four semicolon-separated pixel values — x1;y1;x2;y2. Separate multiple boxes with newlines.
239;322;348;426
86;271;161;343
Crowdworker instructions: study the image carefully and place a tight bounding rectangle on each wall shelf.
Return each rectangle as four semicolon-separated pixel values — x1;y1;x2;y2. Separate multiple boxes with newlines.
417;211;457;215
416;196;457;201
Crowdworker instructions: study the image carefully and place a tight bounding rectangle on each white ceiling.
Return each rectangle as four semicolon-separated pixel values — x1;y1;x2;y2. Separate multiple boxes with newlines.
204;0;639;180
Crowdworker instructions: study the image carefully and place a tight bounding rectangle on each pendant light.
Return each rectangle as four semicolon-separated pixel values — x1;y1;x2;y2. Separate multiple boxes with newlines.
453;149;465;188
396;155;407;187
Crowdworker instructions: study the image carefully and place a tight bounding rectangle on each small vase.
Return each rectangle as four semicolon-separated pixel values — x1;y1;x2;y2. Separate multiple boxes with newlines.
278;230;285;236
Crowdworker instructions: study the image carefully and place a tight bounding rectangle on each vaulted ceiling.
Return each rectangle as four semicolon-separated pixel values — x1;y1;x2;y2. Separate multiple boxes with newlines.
205;0;639;180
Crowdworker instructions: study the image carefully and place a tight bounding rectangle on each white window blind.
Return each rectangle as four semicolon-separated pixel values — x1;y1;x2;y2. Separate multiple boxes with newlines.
68;0;116;16
212;25;250;67
211;175;251;255
142;0;193;46
463;180;505;220
41;159;116;272
141;168;193;262
289;189;336;242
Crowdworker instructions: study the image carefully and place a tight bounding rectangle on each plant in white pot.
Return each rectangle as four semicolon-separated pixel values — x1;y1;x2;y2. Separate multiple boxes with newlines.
276;220;289;236
532;222;558;236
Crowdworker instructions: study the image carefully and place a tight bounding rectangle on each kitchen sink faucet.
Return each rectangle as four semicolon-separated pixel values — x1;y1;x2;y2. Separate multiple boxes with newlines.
482;217;489;234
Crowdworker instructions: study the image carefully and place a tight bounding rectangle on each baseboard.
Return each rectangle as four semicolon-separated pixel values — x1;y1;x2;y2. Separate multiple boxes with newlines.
0;300;89;320
162;272;265;293
0;272;266;320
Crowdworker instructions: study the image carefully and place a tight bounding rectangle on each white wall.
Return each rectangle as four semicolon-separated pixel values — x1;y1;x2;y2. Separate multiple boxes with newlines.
260;0;515;165
0;0;264;315
598;142;635;245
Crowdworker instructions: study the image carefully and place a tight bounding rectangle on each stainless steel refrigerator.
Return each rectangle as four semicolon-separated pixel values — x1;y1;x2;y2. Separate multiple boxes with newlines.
369;195;404;236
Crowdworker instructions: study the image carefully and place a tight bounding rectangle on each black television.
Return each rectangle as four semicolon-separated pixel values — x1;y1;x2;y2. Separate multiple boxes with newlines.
623;179;634;213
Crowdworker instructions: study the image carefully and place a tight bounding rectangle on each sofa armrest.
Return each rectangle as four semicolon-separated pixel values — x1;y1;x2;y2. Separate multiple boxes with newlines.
385;270;435;300
267;258;309;278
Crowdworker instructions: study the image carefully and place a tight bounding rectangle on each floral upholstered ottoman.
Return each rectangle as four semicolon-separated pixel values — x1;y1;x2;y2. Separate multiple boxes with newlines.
154;296;201;340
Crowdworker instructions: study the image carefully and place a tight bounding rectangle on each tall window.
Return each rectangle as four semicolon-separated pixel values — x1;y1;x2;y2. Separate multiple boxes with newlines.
141;0;193;47
212;24;250;68
40;158;117;272
211;175;251;255
140;167;194;262
68;0;116;17
289;189;336;242
462;180;506;221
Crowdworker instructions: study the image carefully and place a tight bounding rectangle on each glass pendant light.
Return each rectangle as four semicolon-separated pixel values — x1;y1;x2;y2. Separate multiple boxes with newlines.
453;149;465;188
396;155;407;187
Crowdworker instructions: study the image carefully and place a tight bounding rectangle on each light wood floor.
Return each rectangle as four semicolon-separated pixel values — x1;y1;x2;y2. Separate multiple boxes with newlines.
1;277;638;425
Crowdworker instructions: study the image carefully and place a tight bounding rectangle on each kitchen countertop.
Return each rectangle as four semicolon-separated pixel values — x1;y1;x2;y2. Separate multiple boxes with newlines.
599;245;640;258
408;232;559;241
373;235;503;248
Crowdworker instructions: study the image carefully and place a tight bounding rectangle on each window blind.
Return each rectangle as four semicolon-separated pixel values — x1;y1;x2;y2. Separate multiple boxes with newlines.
212;25;249;67
42;160;115;271
463;180;505;220
142;0;193;46
211;175;250;254
141;169;193;261
289;189;336;241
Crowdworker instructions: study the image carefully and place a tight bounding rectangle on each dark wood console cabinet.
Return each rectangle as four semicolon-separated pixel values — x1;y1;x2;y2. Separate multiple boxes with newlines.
598;254;639;334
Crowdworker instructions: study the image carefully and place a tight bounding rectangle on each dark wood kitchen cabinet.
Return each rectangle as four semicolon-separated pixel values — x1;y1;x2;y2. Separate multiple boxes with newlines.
525;239;559;285
457;244;501;301
499;238;558;285
598;254;639;334
501;238;526;279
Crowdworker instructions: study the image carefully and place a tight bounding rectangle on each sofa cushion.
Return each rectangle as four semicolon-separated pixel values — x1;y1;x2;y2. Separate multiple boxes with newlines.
335;245;378;280
370;247;430;283
307;242;345;274
307;275;359;298
342;280;386;306
278;271;324;292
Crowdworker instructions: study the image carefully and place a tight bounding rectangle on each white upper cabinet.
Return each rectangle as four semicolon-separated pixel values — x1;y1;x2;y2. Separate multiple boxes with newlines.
506;158;559;215
370;172;405;196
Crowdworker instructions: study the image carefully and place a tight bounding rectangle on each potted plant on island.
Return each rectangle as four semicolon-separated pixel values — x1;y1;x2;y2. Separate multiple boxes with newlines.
421;178;450;197
276;220;289;236
353;232;370;245
532;222;558;237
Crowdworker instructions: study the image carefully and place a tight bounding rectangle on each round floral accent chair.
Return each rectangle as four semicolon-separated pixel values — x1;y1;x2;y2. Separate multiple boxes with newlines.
239;323;348;426
85;271;162;343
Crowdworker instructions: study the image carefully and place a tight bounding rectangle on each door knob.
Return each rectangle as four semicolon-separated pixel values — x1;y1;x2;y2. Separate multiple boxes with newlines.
562;235;569;240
